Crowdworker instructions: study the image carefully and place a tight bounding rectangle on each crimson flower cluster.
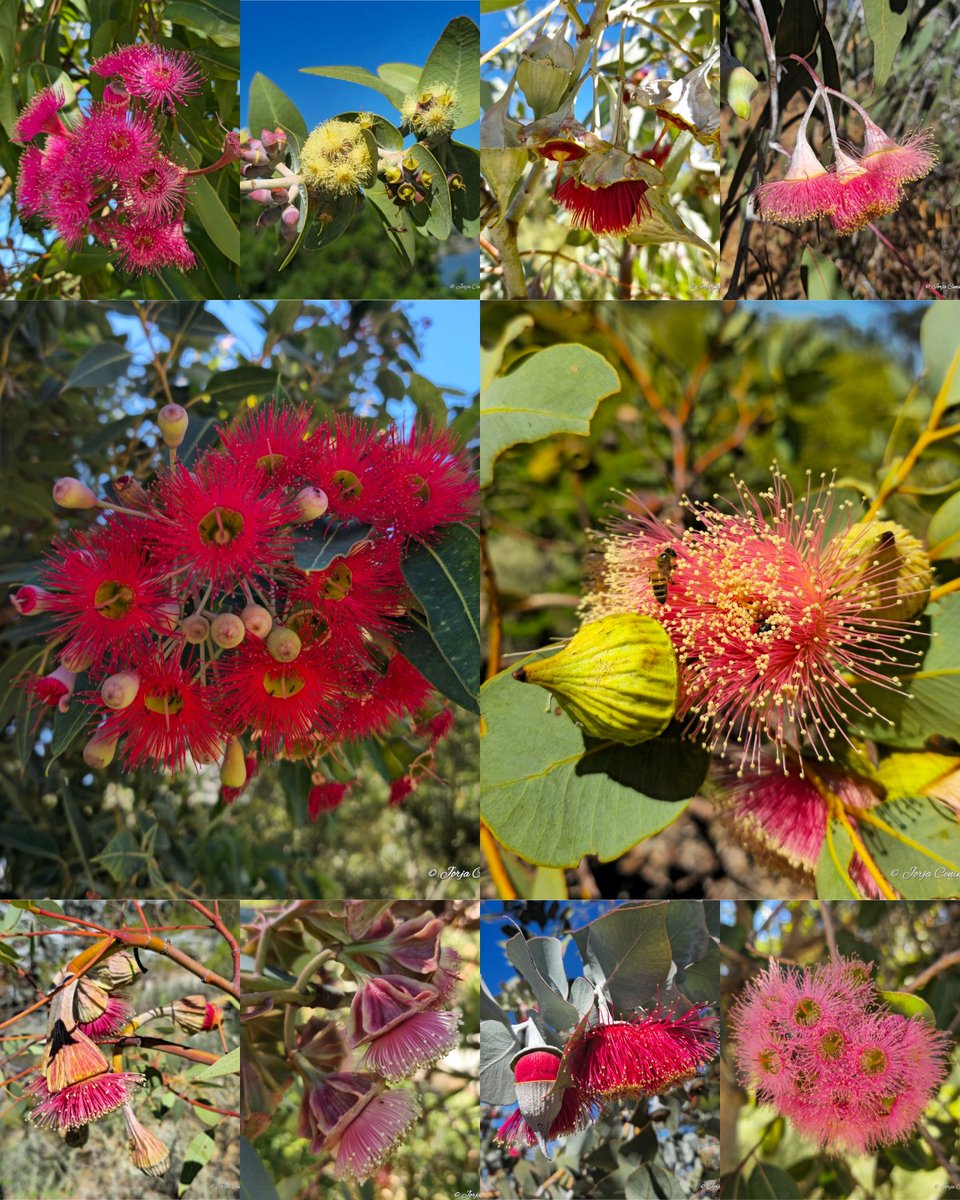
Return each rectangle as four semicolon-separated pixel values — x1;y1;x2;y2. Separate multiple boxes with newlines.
497;1002;717;1151
26;946;221;1176
291;909;463;1180
14;44;236;274
753;70;936;236
13;402;476;808
731;956;950;1154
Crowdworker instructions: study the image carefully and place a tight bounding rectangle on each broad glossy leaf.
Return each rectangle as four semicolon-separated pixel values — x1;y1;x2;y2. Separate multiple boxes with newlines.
479;1019;520;1103
482;663;705;867
401;524;480;704
801;246;852;299
862;0;908;90
877;990;937;1026
445;140;481;237
193;1047;240;1079
46;688;92;773
293;521;372;572
815;820;860;899
166;0;239;45
363;181;417;264
405;142;452;240
202;366;279;406
182;150;240;264
678;939;720;1004
248;72;307;145
745;1162;801;1200
92;830;143;884
480;344;620;486
407;372;448;420
928;490;960;560
572;904;673;1015
299;65;406;110
394;617;479;713
64;342;132;390
376;62;423;96
240;1139;280;1200
861;796;960;897
480;976;513;1027
418;16;480;129
178;1129;216;1197
921;303;960;410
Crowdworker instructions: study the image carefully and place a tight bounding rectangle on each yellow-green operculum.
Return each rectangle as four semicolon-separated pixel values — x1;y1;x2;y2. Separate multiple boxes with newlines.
300;119;372;195
400;85;458;137
513;613;678;743
830;519;932;622
517;32;575;119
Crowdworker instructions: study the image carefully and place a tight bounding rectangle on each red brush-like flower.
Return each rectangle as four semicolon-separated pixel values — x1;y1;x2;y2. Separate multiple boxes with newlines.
349;654;434;740
218;402;312;487
150;459;293;593
554;173;651;235
383;423;477;538
309;780;349;818
100;655;222;771
306;416;393;524
40;527;172;670
216;640;341;755
497;1048;596;1151
13;86;68;143
27;1071;144;1131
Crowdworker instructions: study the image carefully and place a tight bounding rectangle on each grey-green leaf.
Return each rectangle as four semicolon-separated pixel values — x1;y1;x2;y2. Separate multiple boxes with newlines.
64;343;132;390
248;72;308;146
418;16;480;129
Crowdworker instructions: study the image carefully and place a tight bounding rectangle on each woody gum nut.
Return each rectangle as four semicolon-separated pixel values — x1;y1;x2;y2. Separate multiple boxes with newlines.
211;612;246;649
180;613;210;644
53;477;97;509
241;604;273;638
101;671;140;710
513;613;678;744
220;738;247;788
158;403;188;448
83;729;119;769
267;626;301;662
293;486;329;523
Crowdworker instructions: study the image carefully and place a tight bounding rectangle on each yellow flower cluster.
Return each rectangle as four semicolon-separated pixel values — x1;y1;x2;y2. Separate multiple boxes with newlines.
400;86;458;137
299;119;372;195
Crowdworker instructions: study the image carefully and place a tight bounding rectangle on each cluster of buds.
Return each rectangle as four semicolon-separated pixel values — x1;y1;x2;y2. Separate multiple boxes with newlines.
731;956;950;1153
12;401;474;806
400;85;459;138
13;45;238;274
248;904;463;1181
753;61;936;235
497;998;717;1154
239;127;301;239
24;944;223;1176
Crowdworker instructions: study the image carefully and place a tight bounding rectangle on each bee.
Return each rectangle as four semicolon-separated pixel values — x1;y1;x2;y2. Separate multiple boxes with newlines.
644;547;678;605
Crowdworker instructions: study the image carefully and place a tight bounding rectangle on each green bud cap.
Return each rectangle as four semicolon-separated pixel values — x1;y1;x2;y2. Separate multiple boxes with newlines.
513;614;678;744
267;625;301;663
726;65;760;121
241;604;273;639
158;403;189;448
220;737;247;789
211;612;246;649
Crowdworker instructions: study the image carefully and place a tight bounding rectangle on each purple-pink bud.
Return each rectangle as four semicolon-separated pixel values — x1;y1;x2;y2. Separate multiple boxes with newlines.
293;486;329;522
247;188;273;205
53;477;97;509
281;205;299;228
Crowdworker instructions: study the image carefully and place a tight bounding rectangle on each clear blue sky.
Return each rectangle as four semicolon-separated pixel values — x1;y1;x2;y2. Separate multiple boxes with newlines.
241;1;479;146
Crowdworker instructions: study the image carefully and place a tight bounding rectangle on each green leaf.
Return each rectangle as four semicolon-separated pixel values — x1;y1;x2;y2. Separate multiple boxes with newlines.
801;246;852;299
921;303;960;411
394;617;479;714
815;820;860;899
240;1138;280;1200
861;796;960;897
417;16;480;129
248;72;308;146
0;645;46;730
746;1162;801;1200
928;490;960;560
401;524;480;704
0;904;22;934
0;824;62;861
407;372;448;421
862;0;909;90
92;830;144;885
299;65;407;110
193;1047;240;1080
445;141;481;238
166;0;239;45
182;152;240;265
854;596;960;747
480;344;621;485
336;110;404;152
405;140;453;240
303;193;357;252
292;521;372;572
572;904;673;1013
202;366;280;406
363;181;417;264
178;1130;216;1197
479;1019;520;1104
877;990;937;1026
482;662;706;867
504;931;579;1026
45;691;92;773
376;62;423;96
64;343;133;390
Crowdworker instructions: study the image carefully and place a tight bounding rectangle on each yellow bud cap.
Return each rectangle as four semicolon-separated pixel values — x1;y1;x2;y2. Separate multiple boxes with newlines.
831;519;932;622
513;614;678;744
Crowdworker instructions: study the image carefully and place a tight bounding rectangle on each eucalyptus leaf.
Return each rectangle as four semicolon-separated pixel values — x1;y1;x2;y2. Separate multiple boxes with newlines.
417;16;480;129
572;904;674;1015
480;1019;520;1104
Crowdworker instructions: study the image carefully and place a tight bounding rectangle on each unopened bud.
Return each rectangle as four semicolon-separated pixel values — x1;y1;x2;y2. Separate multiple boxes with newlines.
60;644;93;672
156;600;180;633
101;671;140;710
266;625;301;663
103;81;129;106
257;206;283;227
53;477;97;509
241;604;273;638
83;727;119;769
180;613;210;644
220;737;247;788
270;186;289;202
293;486;329;523
10;585;53;615
211;612;245;649
281;205;299;227
157;403;188;448
247;188;273;204
726;65;760;121
240;144;268;166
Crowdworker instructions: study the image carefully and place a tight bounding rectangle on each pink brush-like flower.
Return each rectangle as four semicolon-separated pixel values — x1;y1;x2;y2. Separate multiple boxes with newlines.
27;1071;144;1131
13;86;67;142
554;173;652;235
829;149;903;235
124;158;187;220
858;120;937;185
77;106;159;183
129;47;203;109
296;1070;420;1180
111;216;196;275
39;151;97;248
15;146;48;216
717;754;882;890
347;974;461;1079
563;1005;717;1100
92;44;153;82
581;467;921;772
753;131;838;222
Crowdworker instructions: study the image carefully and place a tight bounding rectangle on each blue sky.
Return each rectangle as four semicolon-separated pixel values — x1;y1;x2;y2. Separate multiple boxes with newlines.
241;1;479;146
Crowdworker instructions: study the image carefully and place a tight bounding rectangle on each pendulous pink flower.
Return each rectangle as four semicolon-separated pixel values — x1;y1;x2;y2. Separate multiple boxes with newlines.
27;1071;144;1131
346;974;461;1079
